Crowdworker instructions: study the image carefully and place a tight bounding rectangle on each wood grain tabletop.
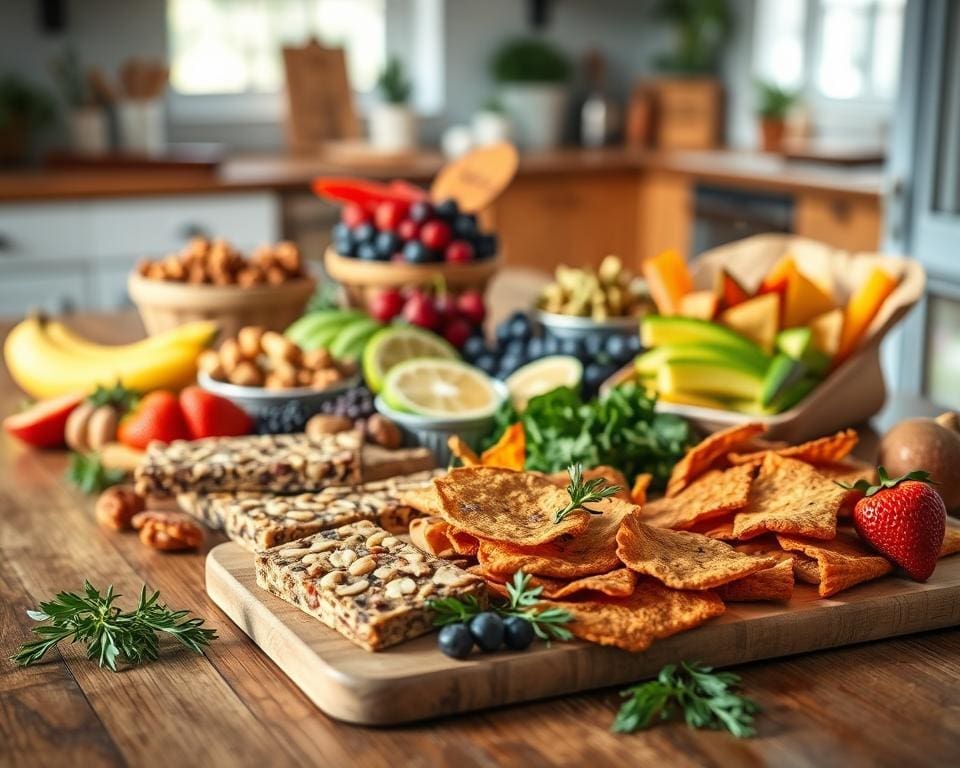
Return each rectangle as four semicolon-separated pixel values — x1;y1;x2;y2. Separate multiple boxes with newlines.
1;313;957;768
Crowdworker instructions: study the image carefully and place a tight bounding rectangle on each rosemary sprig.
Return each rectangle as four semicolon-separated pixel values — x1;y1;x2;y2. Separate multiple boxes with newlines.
554;463;622;523
613;662;760;738
428;570;573;642
11;581;217;672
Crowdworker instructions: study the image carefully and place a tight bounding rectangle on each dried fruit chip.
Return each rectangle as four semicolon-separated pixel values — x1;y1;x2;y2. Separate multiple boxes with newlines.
616;514;775;590
399;485;444;517
791;554;821;585
547;465;632;501
733;536;794;563
814;459;877;487
558;579;725;652
433;467;590;546
777;531;893;598
732;454;844;540
666;423;766;497
728;429;859;467
641;464;755;530
447;435;481;467
482;568;637;600
477;497;636;579
480;422;526;471
940;526;960;558
631;473;653;506
409;517;454;557
714;559;794;602
446;527;479;557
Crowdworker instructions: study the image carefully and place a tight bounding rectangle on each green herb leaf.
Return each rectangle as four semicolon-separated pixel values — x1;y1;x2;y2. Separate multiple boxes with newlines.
613;661;759;738
835;465;936;497
87;381;139;413
66;452;126;495
554;462;622;524
11;582;217;672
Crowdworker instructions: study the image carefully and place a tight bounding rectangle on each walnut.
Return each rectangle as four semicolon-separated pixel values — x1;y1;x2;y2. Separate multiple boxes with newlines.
364;414;402;450
95;486;145;531
132;511;204;551
306;414;353;441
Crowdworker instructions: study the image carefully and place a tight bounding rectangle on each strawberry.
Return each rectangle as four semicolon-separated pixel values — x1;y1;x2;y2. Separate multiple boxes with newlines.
179;386;252;440
117;390;191;450
842;467;946;582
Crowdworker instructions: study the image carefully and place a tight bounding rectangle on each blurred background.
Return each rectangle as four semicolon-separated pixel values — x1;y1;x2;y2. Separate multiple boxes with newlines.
0;0;957;406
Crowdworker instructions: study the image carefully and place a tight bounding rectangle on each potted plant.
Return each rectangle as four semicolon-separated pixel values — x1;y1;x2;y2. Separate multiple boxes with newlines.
369;56;416;152
52;48;108;156
0;74;56;166
471;95;512;146
756;81;797;153
491;38;571;150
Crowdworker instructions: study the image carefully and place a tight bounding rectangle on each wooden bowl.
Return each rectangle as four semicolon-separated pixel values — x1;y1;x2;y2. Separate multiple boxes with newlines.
323;247;500;307
128;273;316;339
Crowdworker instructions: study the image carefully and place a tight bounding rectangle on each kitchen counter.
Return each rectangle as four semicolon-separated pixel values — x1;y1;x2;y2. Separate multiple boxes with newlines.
2;313;957;768
0;147;885;203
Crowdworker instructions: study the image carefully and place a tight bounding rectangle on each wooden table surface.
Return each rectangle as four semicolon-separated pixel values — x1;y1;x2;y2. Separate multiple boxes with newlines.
1;314;958;768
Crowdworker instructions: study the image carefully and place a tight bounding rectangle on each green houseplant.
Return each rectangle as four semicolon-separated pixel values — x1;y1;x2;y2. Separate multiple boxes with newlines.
756;81;797;152
369;56;417;151
0;74;56;165
491;37;572;150
654;0;732;74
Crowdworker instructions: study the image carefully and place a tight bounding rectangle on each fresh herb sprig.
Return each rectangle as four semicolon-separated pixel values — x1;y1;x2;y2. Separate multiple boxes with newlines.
66;452;126;494
613;662;759;738
554;463;622;524
428;571;573;642
11;581;217;672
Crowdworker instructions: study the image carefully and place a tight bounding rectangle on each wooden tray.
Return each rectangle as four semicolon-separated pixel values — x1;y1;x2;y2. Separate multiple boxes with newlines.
206;542;960;726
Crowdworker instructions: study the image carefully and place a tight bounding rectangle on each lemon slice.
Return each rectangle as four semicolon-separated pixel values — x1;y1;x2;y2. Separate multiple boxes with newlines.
381;359;500;418
363;326;457;394
505;355;583;411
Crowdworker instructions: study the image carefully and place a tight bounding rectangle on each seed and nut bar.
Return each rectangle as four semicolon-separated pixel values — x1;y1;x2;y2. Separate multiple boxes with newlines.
177;470;443;551
134;431;362;497
255;519;485;651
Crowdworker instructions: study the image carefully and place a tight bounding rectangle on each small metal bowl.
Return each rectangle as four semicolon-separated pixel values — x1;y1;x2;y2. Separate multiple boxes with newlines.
534;310;641;342
197;370;362;419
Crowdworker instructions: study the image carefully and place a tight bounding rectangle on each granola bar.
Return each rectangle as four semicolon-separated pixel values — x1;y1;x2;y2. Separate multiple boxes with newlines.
255;519;485;651
178;470;443;551
134;431;362;497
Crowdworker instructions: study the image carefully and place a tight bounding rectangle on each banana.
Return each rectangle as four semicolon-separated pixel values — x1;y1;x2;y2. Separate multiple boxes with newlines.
3;315;216;399
44;318;218;359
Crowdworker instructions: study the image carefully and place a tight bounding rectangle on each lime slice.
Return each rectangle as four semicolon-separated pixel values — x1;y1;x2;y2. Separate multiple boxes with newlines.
505;355;583;411
382;359;499;418
363;326;457;394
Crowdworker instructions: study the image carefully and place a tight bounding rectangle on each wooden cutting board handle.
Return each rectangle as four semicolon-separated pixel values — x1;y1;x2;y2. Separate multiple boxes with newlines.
430;142;519;212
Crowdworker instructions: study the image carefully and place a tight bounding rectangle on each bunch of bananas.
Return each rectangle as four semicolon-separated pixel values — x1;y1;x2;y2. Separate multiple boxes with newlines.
3;314;218;399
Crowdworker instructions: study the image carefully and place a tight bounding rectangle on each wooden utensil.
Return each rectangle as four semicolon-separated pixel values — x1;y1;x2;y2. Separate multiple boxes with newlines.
430;142;519;212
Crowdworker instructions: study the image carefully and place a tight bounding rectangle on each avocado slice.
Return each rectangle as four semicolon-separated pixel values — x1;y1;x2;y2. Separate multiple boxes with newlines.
328;318;382;361
641;315;765;358
657;358;765;402
775;327;830;375
635;342;770;378
760;353;807;407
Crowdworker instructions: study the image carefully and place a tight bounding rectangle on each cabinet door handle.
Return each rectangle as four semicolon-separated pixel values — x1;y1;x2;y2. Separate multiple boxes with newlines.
179;223;211;240
0;232;13;254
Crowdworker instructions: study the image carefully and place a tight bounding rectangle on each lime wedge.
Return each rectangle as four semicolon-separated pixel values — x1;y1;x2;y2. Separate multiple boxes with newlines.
381;359;500;418
363;326;457;393
505;355;583;411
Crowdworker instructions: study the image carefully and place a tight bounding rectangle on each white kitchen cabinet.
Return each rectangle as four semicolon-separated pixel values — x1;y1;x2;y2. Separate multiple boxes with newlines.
0;260;95;317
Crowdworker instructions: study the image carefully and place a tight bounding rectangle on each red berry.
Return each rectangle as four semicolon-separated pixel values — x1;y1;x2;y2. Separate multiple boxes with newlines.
442;317;472;349
420;220;452;250
445;240;475;263
3;392;84;449
341;203;369;228
455;290;486;326
375;200;408;232
397;219;420;241
402;292;439;330
433;293;456;324
179;386;252;440
368;288;405;322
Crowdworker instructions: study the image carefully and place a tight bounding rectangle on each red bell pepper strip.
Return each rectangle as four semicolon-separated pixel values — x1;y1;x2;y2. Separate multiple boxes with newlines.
311;177;426;208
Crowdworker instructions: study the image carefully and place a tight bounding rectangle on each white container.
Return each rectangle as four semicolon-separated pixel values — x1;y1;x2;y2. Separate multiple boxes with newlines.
68;107;108;156
440;124;474;158
499;83;568;150
118;99;165;155
368;103;418;151
471;110;512;146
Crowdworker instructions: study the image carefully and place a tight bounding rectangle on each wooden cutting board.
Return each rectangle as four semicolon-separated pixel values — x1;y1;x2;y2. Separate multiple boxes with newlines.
206;543;960;726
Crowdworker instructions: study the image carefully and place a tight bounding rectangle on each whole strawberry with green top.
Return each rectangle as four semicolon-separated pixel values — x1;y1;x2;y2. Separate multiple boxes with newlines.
841;467;946;582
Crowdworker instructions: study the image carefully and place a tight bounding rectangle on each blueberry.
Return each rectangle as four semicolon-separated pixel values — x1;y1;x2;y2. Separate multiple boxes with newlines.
468;612;504;652
255;399;309;435
526;336;544;360
332;222;350;242
474;353;498;375
559;337;585;360
352;222;375;244
434;198;459;220
497;356;522;378
475;234;498;258
503;616;535;650
583;362;606;392
462;336;488;360
403;240;432;263
356;242;379;261
409;200;433;223
605;334;629;362
508;314;532;341
626;334;643;355
438;623;474;659
584;334;605;360
334;235;355;257
374;231;399;259
504;339;526;358
542;335;561;356
452;214;478;239
495;322;512;345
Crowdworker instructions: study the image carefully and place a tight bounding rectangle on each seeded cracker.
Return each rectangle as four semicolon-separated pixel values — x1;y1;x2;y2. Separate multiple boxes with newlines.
547;465;633;501
727;429;858;467
640;464;755;530
941;526;960;558
476;496;636;579
484;569;638;600
433;467;591;546
616;514;775;589
558;579;725;652
666;423;765;497
732;453;844;540
777;531;893;597
714;559;795;602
